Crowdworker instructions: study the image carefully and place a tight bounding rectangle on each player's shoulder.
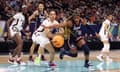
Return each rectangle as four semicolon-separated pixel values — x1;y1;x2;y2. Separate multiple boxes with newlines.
54;20;59;24
13;12;24;18
41;18;49;24
43;18;49;22
104;19;110;23
103;19;110;24
14;12;22;16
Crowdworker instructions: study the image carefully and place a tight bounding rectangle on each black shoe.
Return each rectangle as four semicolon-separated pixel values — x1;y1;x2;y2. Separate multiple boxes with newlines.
84;63;92;68
59;48;65;60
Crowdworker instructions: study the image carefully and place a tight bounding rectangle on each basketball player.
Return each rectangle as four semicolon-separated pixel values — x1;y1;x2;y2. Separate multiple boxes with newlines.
28;3;48;28
7;5;28;64
28;3;48;61
97;14;113;62
29;10;59;66
45;15;98;68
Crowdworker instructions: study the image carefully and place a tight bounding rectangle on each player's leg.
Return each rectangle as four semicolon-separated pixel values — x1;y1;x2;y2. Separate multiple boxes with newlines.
37;47;46;61
97;41;107;61
28;34;38;62
97;34;105;61
29;42;36;62
33;36;56;66
97;34;112;62
9;33;23;64
77;39;90;68
100;40;112;62
33;45;46;66
45;43;57;67
60;39;78;59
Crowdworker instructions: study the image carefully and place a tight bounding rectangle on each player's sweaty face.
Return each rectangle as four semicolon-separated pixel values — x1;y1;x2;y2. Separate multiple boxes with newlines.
39;4;44;11
49;11;56;20
74;16;80;25
67;20;73;28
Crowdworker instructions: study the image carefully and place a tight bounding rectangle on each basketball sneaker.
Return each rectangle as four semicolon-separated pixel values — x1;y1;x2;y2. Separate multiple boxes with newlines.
8;58;17;64
16;57;26;65
8;52;17;64
34;56;41;66
96;55;104;62
49;62;57;67
84;63;92;68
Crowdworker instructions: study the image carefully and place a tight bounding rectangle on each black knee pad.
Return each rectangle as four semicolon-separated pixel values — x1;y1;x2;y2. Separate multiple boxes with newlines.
82;44;90;55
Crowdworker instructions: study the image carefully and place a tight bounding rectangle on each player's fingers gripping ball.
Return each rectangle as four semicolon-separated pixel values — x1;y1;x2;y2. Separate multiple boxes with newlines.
52;35;64;48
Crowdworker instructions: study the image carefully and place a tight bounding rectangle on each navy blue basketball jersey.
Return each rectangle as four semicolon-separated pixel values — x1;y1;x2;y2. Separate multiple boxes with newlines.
72;24;82;37
36;10;46;28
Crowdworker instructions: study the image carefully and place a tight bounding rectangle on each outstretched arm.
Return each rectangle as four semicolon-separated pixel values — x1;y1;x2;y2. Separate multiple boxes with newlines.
28;10;38;24
44;21;67;29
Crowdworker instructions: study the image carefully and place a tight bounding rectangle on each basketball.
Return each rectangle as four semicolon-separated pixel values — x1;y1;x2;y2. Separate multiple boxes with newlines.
52;35;64;48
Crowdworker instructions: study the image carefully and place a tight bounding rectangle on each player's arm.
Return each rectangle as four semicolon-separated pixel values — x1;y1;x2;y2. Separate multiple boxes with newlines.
26;10;38;31
44;10;48;18
44;28;63;39
7;17;14;29
6;17;14;38
58;28;64;35
28;10;38;24
44;28;54;39
104;23;109;32
104;23;112;37
43;21;67;29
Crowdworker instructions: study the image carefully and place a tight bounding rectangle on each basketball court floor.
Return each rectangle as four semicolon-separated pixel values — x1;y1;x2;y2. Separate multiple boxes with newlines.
0;50;120;72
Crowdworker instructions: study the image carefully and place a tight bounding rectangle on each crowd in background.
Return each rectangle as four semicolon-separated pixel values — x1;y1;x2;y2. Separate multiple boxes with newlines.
0;0;120;41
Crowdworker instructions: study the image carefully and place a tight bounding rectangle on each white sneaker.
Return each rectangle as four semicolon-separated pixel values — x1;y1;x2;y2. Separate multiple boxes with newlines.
34;56;41;66
96;55;104;62
106;58;112;63
8;58;17;65
16;57;26;65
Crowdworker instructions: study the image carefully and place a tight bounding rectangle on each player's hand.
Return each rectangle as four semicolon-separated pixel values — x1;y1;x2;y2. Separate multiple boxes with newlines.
95;32;100;39
63;19;67;24
108;32;112;38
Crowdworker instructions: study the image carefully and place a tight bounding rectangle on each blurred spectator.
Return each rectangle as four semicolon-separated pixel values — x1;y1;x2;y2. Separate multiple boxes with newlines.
0;0;120;41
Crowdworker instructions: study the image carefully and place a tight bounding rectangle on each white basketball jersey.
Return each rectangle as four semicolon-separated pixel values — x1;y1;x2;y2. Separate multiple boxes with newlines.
10;13;25;31
99;19;110;35
34;18;59;37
